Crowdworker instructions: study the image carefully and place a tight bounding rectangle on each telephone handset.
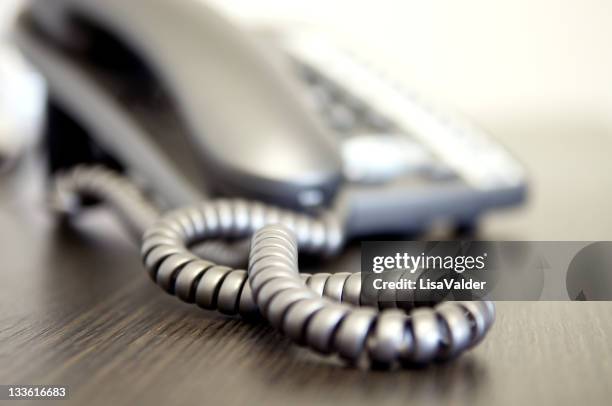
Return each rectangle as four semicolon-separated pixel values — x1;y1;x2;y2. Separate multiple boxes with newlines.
15;0;526;236
20;0;342;208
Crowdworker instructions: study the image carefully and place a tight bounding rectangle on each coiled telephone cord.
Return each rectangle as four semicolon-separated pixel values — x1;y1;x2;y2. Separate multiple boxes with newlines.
52;166;495;366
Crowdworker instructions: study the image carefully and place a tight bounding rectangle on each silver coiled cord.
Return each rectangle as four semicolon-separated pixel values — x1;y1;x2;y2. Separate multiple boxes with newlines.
52;165;161;237
52;166;252;266
53;166;495;367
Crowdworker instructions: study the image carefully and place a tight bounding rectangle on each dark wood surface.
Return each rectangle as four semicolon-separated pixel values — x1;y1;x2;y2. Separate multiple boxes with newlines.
1;116;612;406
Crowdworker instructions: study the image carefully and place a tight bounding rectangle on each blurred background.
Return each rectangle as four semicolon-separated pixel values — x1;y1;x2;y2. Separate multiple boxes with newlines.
1;0;611;240
0;0;43;171
189;0;612;240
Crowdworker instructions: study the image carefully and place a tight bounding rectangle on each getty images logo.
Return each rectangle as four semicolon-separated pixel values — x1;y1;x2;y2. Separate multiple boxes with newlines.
371;252;488;274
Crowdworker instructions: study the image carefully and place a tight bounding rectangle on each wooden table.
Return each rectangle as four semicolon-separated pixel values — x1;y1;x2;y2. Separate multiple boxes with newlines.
1;117;611;406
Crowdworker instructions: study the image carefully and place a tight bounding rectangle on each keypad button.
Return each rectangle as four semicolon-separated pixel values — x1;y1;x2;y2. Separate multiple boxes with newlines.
327;103;357;133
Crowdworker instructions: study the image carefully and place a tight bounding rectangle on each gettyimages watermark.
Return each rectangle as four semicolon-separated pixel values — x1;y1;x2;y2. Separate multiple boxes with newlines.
360;241;612;303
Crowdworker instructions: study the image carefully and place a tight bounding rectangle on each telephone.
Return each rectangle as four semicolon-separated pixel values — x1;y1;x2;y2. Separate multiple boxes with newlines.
11;0;508;366
14;0;526;237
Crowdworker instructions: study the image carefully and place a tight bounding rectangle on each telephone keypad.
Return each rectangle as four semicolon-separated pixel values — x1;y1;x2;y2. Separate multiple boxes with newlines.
279;31;526;234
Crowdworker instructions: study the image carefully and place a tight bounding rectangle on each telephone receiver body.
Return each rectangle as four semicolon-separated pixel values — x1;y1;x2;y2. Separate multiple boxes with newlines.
19;0;342;208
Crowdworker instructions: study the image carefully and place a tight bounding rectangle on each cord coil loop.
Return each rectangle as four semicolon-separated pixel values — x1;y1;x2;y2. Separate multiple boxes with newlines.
55;166;495;367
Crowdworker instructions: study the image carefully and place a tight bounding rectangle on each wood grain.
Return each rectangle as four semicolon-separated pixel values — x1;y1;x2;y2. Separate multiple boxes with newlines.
1;134;612;406
0;109;612;406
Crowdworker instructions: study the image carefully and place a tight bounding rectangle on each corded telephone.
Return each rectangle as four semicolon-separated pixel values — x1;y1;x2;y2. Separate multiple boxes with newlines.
12;0;520;366
14;0;526;237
